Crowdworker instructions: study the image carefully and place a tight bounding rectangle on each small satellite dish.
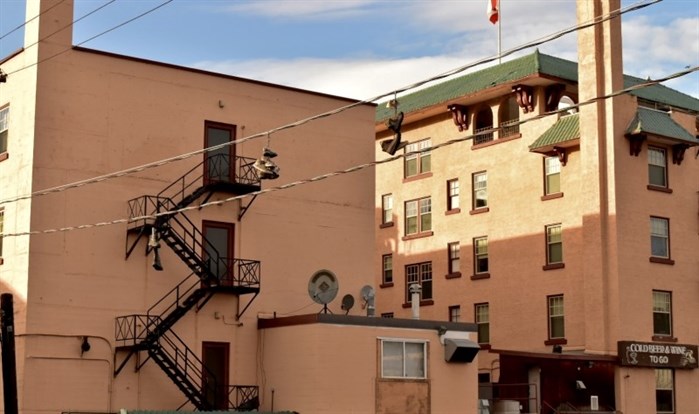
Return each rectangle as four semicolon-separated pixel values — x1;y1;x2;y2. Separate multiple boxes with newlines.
360;285;375;302
341;294;355;314
308;269;339;307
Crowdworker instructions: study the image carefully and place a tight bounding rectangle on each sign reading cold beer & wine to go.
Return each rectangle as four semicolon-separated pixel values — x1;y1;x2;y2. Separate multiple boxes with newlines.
618;341;698;369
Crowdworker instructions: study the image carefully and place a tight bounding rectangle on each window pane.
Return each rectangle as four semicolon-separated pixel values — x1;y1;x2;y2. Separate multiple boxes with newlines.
0;107;8;153
549;296;565;338
548;243;563;263
476;304;490;344
382;194;393;223
382;341;404;377
649;165;666;187
478;324;490;344
551;317;565;338
421;153;431;173
0;210;4;256
546;173;560;194
650;218;669;258
405;158;418;177
405;342;425;378
655;369;674;412
473;173;488;208
383;255;393;284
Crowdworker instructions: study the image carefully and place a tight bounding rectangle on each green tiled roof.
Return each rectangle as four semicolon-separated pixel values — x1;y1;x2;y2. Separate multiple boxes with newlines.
529;113;580;151
376;50;699;122
626;107;698;144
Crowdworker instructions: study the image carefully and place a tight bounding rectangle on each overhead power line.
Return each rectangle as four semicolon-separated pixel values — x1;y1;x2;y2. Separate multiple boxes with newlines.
2;63;696;239
0;0;68;41
0;0;662;209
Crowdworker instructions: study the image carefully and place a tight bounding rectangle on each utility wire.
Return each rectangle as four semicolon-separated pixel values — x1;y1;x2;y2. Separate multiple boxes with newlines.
0;0;662;209
0;0;67;41
2;64;696;239
3;0;173;77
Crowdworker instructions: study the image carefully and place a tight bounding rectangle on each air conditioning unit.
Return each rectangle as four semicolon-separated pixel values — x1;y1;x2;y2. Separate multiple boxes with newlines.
590;395;599;411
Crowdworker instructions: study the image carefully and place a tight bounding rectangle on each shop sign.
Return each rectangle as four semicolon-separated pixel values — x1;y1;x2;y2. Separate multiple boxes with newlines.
618;341;698;369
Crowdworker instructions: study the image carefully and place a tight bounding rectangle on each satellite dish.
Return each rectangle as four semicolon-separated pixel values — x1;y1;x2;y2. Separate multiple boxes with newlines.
360;285;375;302
308;269;339;307
341;294;355;314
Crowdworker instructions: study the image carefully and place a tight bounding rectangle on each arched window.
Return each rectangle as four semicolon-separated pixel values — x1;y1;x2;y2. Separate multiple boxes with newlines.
499;97;519;138
474;107;493;144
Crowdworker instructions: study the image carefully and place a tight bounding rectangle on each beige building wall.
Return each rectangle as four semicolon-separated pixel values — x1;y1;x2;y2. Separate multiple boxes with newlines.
374;0;699;412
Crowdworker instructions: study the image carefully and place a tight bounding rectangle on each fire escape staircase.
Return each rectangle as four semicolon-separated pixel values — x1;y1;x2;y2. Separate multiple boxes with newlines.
115;154;262;410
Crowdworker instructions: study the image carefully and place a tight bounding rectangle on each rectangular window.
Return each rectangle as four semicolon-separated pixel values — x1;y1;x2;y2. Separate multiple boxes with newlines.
448;242;460;274
404;197;431;236
447;179;460;210
546;224;563;264
650;217;670;258
474;237;489;274
548;295;565;339
475;303;490;344
544;156;561;195
381;340;427;379
449;305;460;322
655;369;674;413
0;106;8;154
405;262;432;302
382;254;393;285
648;147;667;188
381;312;394;318
382;194;393;225
472;172;488;209
652;290;672;337
404;139;431;178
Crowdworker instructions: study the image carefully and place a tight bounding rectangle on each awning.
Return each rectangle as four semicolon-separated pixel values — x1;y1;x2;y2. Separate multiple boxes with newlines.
444;337;480;363
529;113;580;154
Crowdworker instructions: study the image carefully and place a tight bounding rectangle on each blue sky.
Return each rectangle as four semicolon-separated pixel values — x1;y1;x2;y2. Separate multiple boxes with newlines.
1;0;698;100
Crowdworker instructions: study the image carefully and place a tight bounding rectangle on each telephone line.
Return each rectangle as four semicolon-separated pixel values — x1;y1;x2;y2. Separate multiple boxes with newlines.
2;64;696;238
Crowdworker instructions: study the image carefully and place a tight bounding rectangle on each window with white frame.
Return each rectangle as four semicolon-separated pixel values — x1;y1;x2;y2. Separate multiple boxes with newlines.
472;172;488;209
381;339;427;379
404;139;431;178
447;179;460;211
648;147;667;188
382;254;393;285
650;217;670;259
548;295;565;340
473;237;489;274
546;224;563;265
0;106;9;154
475;303;490;344
381;194;393;225
448;242;460;275
655;368;674;413
652;290;672;337
405;262;432;302
405;197;431;236
449;305;460;322
544;156;561;195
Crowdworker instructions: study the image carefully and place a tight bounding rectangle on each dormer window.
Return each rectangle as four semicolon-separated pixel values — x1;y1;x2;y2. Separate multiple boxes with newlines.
558;96;577;116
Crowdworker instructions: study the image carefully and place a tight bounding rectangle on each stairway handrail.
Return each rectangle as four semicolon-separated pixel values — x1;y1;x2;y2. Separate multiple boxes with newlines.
146;272;202;327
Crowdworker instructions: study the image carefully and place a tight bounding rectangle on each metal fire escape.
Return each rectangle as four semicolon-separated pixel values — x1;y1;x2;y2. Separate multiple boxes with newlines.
115;154;261;410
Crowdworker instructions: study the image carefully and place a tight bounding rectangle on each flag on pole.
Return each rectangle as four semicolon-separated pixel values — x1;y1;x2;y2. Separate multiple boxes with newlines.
487;0;499;25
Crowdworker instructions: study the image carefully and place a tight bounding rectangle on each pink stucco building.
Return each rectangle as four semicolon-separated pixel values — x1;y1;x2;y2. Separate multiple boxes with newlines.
374;1;698;413
0;1;479;413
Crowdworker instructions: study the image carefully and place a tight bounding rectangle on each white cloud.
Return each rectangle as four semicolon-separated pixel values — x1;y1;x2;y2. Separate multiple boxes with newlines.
221;0;378;20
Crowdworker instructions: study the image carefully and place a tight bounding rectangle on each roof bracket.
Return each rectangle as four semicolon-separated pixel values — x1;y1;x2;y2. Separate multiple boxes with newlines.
552;147;568;166
672;144;689;165
545;84;566;112
625;133;646;157
447;104;469;132
513;84;534;113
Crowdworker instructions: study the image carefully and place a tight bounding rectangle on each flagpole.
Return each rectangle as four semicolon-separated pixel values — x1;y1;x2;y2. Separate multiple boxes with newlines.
498;0;502;64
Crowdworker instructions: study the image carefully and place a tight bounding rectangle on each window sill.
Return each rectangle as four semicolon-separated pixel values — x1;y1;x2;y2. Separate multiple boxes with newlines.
402;300;434;308
379;222;395;229
445;272;462;280
445;208;461;216
647;185;673;194
479;343;492;350
402;231;434;241
652;335;677;343
471;133;522;150
543;263;565;271
403;172;433;183
379;282;394;289
541;192;564;201
544;338;568;346
470;273;490;280
649;257;675;265
469;207;489;215
0;152;8;162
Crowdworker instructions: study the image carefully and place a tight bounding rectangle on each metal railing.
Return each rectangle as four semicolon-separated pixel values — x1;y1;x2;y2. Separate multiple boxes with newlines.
499;118;520;138
474;126;494;144
229;385;260;410
115;314;162;347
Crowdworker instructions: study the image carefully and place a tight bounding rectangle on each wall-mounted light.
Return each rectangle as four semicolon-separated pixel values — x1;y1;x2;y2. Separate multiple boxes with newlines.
80;336;91;355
